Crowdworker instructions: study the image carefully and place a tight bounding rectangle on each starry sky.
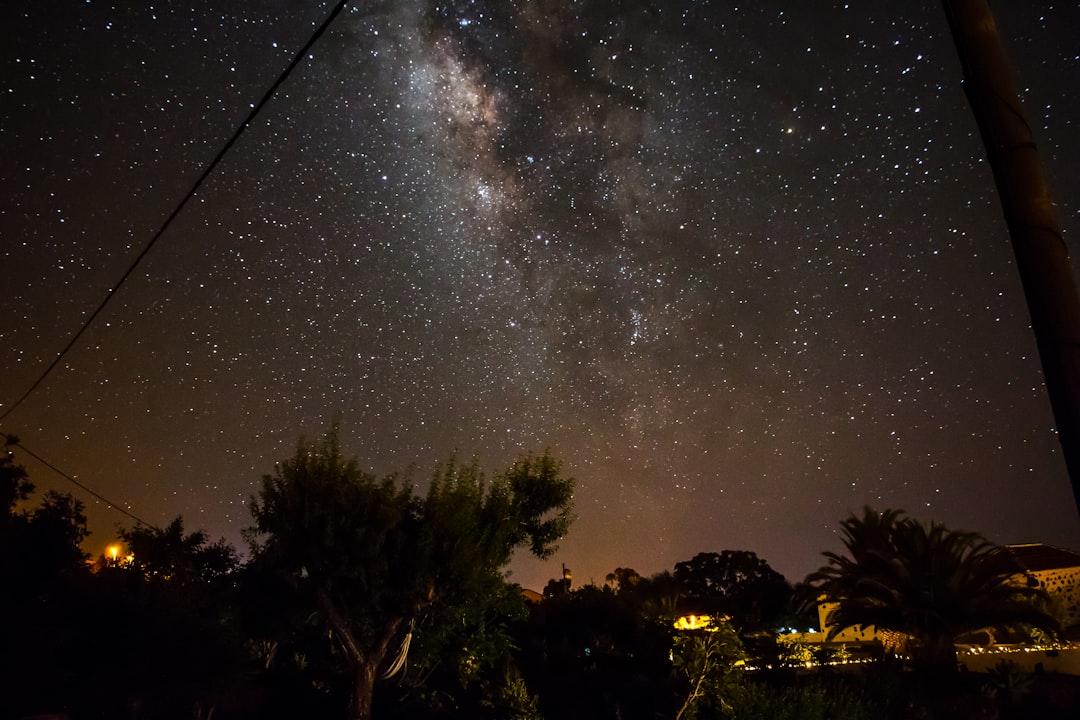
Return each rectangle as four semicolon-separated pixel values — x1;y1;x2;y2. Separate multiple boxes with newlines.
2;0;1079;591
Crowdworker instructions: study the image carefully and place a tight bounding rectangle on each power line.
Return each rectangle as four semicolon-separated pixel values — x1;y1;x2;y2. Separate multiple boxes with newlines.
0;0;353;423
3;432;159;529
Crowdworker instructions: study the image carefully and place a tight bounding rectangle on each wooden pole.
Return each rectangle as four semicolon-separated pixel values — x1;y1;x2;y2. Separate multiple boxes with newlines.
942;0;1080;517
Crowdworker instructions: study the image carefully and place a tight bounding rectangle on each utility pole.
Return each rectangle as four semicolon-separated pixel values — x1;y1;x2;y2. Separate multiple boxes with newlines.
942;0;1080;517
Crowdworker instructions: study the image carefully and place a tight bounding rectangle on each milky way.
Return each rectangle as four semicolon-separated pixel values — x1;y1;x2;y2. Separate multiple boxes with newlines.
2;0;1078;590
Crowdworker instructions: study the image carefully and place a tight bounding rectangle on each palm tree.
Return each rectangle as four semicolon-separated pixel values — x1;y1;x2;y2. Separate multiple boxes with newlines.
806;508;1058;673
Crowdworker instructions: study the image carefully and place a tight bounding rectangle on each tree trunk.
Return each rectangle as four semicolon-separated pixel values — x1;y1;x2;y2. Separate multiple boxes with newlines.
315;588;401;720
942;0;1080;517
913;634;959;677
351;661;377;720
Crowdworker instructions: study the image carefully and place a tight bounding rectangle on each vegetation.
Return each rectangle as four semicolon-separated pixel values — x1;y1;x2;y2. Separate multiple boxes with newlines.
674;550;792;631
3;433;1079;720
1;441;92;717
806;507;1060;674
672;621;746;720
245;428;574;720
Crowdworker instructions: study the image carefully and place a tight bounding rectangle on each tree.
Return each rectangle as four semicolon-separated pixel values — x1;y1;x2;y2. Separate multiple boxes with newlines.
120;515;239;584
97;517;245;718
674;550;791;629
605;566;642;593
0;446;93;717
246;428;574;720
635;570;684;621
943;0;1080;517
0;437;34;518
806;507;1059;673
516;582;673;720
22;490;90;576
1;440;89;582
672;619;746;720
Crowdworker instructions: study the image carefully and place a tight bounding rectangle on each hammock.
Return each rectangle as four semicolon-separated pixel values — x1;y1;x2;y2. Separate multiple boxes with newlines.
382;623;413;679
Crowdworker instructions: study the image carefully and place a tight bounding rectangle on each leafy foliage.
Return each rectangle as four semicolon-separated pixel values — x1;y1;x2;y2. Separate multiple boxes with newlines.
8;430;1078;719
806;507;1059;672
121;515;239;583
246;427;574;720
605;566;643;592
84;517;249;718
0;448;93;717
0;439;34;516
724;678;883;720
674;550;792;629
672;619;746;720
516;582;674;720
777;634;815;667
0;449;90;593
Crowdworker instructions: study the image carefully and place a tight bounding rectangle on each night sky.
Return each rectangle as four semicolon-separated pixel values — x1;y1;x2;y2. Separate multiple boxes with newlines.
3;0;1079;592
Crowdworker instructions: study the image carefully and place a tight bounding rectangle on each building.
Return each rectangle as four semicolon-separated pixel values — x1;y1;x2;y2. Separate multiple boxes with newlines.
1004;543;1080;631
781;542;1080;674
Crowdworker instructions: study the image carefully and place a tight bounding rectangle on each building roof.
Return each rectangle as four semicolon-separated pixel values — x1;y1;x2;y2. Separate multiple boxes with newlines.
1005;543;1080;572
521;588;544;604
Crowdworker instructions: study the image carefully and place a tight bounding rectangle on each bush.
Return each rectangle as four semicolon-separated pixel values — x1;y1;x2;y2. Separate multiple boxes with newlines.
723;677;880;720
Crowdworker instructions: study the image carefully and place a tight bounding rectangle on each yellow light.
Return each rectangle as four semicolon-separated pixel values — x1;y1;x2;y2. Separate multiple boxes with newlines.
674;614;716;631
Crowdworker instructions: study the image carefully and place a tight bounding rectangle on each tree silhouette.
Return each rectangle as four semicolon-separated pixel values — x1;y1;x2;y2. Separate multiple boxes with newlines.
1;447;92;716
605;566;642;593
96;517;245;717
120;515;238;584
246;428;573;720
674;550;791;629
672;618;745;720
806;507;1058;673
0;438;33;516
516;582;673;720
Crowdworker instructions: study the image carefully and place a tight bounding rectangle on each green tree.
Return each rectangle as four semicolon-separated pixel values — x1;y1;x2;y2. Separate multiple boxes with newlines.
672;619;746;720
0;445;93;717
246;429;573;720
120;515;239;584
674;550;792;630
806;508;1058;674
97;517;245;718
516;582;673;720
605;566;642;592
395;578;539;719
0;438;34;517
22;490;90;576
635;570;684;621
